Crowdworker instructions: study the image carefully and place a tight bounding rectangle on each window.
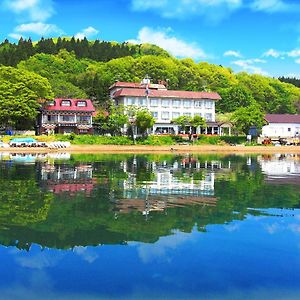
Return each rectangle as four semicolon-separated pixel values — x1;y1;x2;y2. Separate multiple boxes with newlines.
48;100;55;106
172;112;180;119
183;100;191;108
173;100;181;108
288;128;291;132
61;100;71;106
139;98;147;106
183;112;191;117
127;98;136;105
194;101;202;108
205;113;212;121
79;116;90;123
205;100;213;109
62;115;75;122
161;100;170;107
77;101;87;107
161;111;170;120
150;99;159;107
47;115;57;122
152;112;158;118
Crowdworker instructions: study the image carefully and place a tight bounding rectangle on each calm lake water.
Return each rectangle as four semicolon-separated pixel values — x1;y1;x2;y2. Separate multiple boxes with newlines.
0;152;299;299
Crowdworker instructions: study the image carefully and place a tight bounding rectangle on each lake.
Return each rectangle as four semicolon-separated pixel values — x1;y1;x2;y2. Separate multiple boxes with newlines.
0;152;299;299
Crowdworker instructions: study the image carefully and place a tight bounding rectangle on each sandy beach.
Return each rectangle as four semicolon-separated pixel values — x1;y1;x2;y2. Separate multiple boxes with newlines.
1;144;300;154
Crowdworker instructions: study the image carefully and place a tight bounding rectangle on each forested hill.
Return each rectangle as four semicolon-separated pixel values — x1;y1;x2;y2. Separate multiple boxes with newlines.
0;37;170;66
1;37;300;130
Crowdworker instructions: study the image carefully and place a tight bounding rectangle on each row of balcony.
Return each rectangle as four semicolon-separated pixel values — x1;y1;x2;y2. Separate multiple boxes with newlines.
42;120;91;125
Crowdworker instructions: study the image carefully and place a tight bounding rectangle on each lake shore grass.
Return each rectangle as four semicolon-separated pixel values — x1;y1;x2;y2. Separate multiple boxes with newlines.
1;144;300;154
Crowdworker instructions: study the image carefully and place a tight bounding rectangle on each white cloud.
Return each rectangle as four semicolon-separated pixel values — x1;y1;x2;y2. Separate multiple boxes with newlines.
15;252;62;269
131;0;300;21
8;33;23;40
128;27;208;59
4;0;54;22
131;0;242;22
232;58;268;75
295;58;300;64
289;224;300;233
14;22;63;36
263;48;282;58
252;58;266;63
133;230;192;264
7;0;38;11
73;246;98;263
287;49;300;57
74;26;99;40
224;50;242;58
250;0;300;13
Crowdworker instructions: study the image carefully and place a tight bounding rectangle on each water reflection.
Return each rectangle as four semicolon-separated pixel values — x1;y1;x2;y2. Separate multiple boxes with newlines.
0;153;299;250
39;163;96;195
0;153;300;298
115;157;224;215
259;153;300;185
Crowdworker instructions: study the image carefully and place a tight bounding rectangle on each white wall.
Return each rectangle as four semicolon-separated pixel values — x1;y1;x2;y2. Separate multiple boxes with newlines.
262;123;300;137
121;96;216;124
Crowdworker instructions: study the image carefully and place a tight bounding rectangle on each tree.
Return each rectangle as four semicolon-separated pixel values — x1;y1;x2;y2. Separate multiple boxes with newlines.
231;103;265;135
94;104;128;136
190;115;206;134
0;66;53;129
135;109;155;136
172;115;191;134
218;85;255;113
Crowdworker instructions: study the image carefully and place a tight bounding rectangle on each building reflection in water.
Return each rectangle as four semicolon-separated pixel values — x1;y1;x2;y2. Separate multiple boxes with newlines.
114;156;231;216
40;163;96;195
259;154;300;185
0;152;233;214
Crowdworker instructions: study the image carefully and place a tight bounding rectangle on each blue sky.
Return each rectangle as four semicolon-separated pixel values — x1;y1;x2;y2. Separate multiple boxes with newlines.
1;0;300;78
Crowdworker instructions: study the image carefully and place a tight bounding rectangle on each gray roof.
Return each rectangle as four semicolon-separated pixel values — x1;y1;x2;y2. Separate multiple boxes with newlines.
265;114;300;124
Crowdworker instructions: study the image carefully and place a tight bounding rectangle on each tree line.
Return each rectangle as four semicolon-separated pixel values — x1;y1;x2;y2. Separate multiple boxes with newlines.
278;76;300;88
0;37;170;67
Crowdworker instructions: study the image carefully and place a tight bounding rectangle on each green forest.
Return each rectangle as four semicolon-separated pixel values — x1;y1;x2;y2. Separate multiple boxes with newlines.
1;37;300;131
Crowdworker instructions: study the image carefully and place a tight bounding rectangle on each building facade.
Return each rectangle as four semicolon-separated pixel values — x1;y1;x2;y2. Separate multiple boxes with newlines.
262;114;300;138
110;80;221;134
38;98;95;135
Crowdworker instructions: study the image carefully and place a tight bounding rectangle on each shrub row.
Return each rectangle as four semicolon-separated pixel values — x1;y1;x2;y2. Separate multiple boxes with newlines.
3;134;246;146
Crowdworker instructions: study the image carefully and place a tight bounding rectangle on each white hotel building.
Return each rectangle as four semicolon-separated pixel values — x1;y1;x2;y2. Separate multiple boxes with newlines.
109;80;222;134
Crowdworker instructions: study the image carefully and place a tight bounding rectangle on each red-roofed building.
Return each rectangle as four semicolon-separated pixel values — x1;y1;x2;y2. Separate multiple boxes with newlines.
38;98;95;134
110;79;221;134
262;114;300;138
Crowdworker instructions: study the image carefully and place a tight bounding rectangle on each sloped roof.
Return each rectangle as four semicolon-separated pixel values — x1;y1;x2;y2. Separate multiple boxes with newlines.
42;98;95;112
265;114;300;124
113;88;221;100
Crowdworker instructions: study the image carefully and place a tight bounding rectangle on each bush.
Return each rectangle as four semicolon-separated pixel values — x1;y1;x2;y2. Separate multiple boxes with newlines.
56;134;133;145
137;135;176;145
193;135;246;145
219;136;246;145
194;135;221;145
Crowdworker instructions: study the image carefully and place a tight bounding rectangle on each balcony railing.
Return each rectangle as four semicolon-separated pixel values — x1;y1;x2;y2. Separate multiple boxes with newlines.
43;120;91;125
